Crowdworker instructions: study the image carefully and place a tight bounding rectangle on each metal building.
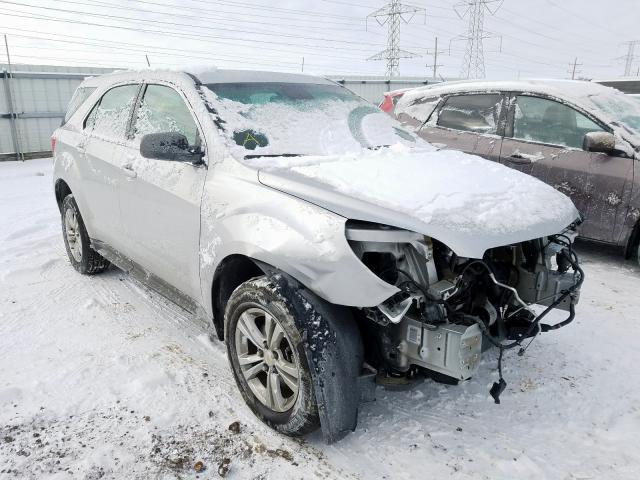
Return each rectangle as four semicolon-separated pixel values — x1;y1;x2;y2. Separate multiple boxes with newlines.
1;64;114;160
328;75;441;103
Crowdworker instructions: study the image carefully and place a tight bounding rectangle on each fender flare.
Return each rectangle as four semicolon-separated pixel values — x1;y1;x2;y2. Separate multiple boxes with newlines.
261;266;364;444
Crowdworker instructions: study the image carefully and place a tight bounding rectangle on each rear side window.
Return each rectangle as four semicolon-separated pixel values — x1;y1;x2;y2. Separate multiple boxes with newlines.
513;95;605;149
85;84;140;139
437;94;502;134
133;84;198;146
64;86;96;124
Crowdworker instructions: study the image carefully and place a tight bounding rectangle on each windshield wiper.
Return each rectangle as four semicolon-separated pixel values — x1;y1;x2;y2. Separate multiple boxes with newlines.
244;153;304;159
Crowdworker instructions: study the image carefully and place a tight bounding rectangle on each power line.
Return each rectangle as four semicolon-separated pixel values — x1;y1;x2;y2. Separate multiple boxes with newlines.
0;0;384;49
366;0;426;77
452;0;503;79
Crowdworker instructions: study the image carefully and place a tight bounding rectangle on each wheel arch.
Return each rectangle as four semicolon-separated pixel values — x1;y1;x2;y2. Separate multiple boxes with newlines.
624;217;640;259
210;254;264;341
55;178;72;213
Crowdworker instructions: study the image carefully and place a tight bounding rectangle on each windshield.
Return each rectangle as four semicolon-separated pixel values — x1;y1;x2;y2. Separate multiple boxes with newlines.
203;82;424;157
581;89;640;138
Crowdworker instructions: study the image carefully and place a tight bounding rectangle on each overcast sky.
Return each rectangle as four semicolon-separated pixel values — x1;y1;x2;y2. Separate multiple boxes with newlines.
0;0;637;80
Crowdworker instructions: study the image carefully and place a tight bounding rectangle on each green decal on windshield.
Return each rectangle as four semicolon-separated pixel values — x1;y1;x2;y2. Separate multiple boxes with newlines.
233;130;269;150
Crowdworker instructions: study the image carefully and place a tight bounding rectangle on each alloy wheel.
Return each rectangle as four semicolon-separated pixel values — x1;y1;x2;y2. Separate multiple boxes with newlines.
234;307;300;412
64;208;82;262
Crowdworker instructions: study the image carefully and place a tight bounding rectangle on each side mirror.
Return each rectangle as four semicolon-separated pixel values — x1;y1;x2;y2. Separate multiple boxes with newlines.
140;132;204;164
583;131;616;154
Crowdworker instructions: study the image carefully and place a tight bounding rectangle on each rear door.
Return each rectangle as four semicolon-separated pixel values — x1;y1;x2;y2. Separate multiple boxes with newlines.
418;93;507;161
80;83;141;249
117;82;207;302
501;93;633;242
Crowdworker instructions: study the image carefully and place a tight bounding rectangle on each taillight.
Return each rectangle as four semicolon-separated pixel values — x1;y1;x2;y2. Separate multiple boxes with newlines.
379;95;393;113
51;135;57;153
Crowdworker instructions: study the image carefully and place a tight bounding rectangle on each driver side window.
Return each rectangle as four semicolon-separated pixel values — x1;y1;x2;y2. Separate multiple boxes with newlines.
133;84;198;146
513;95;604;149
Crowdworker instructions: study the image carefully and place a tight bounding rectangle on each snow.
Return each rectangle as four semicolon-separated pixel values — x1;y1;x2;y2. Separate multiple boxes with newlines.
199;85;421;158
2;158;640;479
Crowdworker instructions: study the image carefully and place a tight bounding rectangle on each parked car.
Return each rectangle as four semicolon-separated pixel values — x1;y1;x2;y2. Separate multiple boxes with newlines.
52;70;582;443
382;80;640;261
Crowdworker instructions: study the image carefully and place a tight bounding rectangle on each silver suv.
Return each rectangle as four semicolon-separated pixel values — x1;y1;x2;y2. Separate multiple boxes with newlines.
52;69;583;443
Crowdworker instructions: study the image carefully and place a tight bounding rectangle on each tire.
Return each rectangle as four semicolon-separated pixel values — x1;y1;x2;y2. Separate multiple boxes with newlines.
61;194;110;275
225;276;320;436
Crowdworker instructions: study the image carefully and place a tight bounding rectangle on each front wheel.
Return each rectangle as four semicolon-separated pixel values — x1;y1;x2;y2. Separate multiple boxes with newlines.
225;276;319;436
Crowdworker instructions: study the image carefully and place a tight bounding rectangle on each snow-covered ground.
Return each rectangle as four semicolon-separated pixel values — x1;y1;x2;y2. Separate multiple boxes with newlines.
1;158;639;479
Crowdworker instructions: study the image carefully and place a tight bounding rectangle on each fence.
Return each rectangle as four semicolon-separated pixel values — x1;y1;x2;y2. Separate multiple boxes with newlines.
0;64;114;160
0;65;442;160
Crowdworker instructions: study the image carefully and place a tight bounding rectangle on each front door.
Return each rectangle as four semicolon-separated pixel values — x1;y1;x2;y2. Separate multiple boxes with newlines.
117;83;208;302
501;93;633;242
419;93;507;162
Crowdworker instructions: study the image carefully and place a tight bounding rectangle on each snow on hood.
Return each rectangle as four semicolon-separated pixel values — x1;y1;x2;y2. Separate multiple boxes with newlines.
251;144;579;258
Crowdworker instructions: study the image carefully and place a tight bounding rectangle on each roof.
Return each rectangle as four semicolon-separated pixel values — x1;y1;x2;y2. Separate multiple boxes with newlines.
389;78;614;99
192;68;335;85
79;68;335;89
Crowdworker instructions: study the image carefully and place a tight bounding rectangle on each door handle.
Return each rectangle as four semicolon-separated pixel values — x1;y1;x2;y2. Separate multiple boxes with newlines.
122;163;137;178
505;153;532;165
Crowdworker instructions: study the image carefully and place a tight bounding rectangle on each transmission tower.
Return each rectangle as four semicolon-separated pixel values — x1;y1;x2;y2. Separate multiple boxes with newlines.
623;41;640;76
366;0;426;77
452;0;503;79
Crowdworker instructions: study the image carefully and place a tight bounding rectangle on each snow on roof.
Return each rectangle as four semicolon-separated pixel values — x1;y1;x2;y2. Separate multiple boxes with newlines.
193;69;334;85
391;78;611;100
79;68;333;88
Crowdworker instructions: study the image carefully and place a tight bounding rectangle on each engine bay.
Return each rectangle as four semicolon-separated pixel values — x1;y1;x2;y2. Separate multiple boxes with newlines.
346;220;583;402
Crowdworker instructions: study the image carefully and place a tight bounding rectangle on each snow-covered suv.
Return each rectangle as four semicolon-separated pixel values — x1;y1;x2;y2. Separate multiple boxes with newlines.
52;69;583;443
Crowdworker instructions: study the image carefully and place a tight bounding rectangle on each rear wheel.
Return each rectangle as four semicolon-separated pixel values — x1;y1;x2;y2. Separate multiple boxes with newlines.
225;276;319;436
61;194;109;275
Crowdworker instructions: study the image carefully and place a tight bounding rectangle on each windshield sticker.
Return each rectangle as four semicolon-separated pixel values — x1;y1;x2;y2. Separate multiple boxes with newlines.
233;130;269;150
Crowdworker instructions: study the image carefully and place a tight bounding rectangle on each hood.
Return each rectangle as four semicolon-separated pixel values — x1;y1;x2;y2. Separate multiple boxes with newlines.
250;145;579;258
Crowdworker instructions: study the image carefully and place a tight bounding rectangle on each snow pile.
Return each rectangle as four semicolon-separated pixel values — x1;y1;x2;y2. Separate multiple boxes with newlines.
250;144;578;237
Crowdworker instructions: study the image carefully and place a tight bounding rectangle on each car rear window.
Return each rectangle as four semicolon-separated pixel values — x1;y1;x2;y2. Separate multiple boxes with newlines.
63;86;96;124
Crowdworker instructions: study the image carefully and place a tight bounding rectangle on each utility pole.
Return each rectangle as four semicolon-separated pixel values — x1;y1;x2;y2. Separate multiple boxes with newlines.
4;34;23;161
301;56;305;73
569;57;582;80
452;0;503;79
623;41;640;76
366;0;426;77
425;36;445;80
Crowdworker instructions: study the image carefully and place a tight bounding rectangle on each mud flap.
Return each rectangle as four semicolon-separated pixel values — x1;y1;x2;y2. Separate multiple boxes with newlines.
267;271;364;444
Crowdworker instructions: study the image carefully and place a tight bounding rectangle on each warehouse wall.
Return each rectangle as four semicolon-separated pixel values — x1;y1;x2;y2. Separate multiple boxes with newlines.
0;64;114;160
328;75;441;103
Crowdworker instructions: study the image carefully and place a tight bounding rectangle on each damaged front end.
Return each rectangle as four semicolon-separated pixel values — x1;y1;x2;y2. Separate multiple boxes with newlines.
346;220;583;403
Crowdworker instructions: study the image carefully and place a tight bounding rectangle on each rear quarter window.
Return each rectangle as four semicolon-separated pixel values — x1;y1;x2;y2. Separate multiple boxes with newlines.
437;94;502;134
63;86;96;124
394;93;440;127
